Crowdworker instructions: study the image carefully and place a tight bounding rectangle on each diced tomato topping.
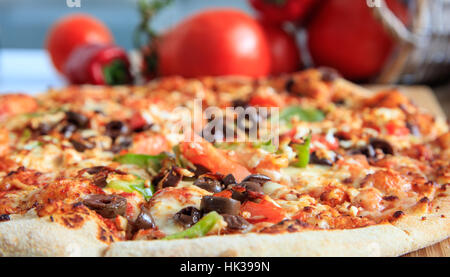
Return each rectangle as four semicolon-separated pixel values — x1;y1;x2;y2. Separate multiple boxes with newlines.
241;198;286;224
213;190;233;198
180;137;251;182
310;134;339;152
248;93;284;107
128;112;148;131
0;94;38;120
386;121;410;136
131;133;170;155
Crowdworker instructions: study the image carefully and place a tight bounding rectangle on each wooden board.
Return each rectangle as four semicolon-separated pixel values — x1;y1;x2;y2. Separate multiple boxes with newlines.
367;85;449;257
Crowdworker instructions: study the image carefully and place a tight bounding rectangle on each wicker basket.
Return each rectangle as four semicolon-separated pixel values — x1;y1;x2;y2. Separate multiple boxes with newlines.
373;0;450;84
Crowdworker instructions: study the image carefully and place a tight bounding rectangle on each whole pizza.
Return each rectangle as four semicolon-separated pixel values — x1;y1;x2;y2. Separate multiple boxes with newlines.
0;69;448;256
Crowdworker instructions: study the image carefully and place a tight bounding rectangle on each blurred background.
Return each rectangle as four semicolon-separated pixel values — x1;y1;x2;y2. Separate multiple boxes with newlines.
0;0;449;115
0;0;252;92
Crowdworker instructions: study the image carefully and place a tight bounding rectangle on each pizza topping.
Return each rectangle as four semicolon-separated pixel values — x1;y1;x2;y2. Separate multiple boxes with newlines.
82;166;126;188
105;174;153;201
0;214;10;222
310;151;335;166
83;194;127;219
133;206;155;231
238;181;264;194
163;211;222;240
173;206;202;228
65;111;89;129
60;124;77;138
194;175;223;193
369;138;394;156
70;139;94;153
105;120;129;140
223;214;249;230
155;166;183;190
201;196;241;216
241;174;271;186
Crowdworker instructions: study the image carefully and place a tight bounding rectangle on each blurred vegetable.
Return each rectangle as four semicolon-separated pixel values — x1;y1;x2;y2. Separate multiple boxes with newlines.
106;175;154;200
163;211;222;240
293;135;311;168
260;22;301;75
249;0;318;25
64;44;132;85
141;9;271;79
240;199;285;224
114;153;168;173
46;14;113;74
307;0;409;80
278;106;325;124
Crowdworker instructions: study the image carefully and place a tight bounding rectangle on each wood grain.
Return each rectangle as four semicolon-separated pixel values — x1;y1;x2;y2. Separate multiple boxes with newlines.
367;85;449;257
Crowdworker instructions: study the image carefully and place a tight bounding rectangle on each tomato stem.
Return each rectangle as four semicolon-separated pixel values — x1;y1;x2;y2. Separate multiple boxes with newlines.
103;60;131;86
134;0;173;49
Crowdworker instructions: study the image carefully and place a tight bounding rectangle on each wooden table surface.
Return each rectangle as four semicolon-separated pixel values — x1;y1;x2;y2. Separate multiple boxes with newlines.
368;85;449;257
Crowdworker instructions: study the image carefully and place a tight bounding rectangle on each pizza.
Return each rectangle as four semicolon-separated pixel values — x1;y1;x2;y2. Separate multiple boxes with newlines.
0;68;448;257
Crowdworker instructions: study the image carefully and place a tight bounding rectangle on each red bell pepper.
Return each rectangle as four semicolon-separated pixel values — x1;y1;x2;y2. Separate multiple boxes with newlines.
64;44;133;85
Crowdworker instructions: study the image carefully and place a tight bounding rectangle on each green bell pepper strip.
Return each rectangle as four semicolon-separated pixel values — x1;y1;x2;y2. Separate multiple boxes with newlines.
293;135;311;168
162;211;222;240
106;175;154;201
114;153;168;172
278;106;325;124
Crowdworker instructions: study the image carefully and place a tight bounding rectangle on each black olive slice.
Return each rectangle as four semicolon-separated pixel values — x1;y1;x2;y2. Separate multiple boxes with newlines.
200;196;241;215
173;206;202;228
194;175;223;193
369;138;394;155
310;152;335;166
133;206;155;231
223;214;249;230
83;194;127;218
66;111;89;128
105;121;129;139
238;181;264;194
242;174;271;186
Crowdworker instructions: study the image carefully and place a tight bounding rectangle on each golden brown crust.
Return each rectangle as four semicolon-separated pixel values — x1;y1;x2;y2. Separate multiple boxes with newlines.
0;211;108;257
103;194;449;257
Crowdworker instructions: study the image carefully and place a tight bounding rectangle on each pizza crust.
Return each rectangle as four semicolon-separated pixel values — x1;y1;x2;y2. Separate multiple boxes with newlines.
104;224;413;257
103;194;449;257
1;195;447;257
0;211;108;257
391;193;450;253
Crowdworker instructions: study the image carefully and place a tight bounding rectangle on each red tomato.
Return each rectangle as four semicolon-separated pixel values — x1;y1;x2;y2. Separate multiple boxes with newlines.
249;0;318;24
0;94;38;121
46;14;113;73
386;121;410;136
131;134;170;155
155;9;271;78
248;93;284;107
260;22;301;75
241;199;286;224
180;137;251;182
310;134;339;152
307;0;409;80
